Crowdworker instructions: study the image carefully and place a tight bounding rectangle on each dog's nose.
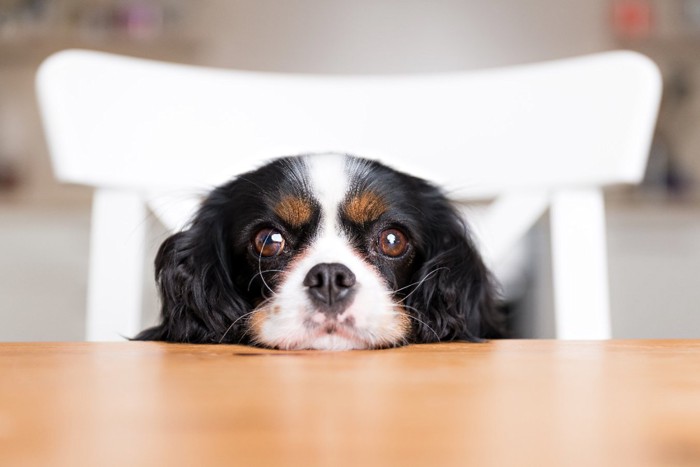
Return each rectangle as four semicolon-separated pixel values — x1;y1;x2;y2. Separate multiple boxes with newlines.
303;262;356;312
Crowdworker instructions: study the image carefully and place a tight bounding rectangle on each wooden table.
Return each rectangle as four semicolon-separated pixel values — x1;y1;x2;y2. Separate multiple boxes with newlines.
1;340;699;467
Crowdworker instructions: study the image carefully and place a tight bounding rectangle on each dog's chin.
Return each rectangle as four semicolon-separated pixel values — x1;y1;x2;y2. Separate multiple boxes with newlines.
255;325;374;351
307;333;367;351
263;331;382;351
249;308;408;351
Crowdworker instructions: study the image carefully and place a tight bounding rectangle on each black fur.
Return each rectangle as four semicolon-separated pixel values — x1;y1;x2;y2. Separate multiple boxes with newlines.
135;155;502;346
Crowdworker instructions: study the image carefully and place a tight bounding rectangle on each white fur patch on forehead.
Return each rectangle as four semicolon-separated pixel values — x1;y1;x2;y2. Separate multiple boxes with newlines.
306;153;350;232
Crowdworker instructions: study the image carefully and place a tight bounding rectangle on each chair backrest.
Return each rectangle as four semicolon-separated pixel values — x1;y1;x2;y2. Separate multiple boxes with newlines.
36;49;661;341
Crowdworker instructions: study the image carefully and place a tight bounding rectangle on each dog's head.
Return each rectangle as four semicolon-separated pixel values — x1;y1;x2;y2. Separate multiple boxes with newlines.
136;153;500;349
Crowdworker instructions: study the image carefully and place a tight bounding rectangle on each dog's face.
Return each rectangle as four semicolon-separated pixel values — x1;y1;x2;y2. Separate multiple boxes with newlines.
137;154;499;349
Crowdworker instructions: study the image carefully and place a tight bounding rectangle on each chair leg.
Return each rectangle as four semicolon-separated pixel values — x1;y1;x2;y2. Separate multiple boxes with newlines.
550;189;612;339
85;189;146;341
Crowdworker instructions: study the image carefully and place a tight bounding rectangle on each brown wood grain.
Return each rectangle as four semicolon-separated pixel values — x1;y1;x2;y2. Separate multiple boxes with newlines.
0;340;699;466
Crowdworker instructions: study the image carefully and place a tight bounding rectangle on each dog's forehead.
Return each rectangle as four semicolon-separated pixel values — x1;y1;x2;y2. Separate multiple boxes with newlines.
306;153;350;207
264;153;401;232
305;154;389;225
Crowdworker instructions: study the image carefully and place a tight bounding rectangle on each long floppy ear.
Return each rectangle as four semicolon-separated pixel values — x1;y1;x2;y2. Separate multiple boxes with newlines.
133;200;251;343
404;202;503;342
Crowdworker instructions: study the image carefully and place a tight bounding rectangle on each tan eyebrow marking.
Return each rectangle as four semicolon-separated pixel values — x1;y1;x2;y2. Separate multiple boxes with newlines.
274;196;314;228
344;191;387;224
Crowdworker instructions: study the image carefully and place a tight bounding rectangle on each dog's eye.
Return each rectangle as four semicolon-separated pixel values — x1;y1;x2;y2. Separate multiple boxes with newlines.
379;228;409;257
253;228;286;257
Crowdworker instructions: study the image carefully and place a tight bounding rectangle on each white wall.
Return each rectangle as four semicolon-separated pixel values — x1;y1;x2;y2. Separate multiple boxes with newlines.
190;0;613;73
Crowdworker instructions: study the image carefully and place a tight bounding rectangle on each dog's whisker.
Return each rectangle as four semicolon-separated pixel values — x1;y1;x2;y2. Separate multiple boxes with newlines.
394;267;450;303
236;322;255;344
383;305;441;343
247;269;285;292
219;310;259;344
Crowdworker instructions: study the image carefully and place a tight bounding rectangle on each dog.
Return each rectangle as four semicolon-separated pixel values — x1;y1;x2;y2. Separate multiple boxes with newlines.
135;153;502;349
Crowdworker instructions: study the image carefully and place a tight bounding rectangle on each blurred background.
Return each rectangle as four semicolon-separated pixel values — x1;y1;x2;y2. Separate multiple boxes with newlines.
1;0;699;340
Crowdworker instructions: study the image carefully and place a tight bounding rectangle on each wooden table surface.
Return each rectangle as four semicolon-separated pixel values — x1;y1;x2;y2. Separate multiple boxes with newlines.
1;340;699;467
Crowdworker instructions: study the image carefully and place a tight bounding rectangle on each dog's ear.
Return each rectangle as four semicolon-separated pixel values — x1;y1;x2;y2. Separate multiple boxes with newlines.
134;201;251;343
404;202;503;342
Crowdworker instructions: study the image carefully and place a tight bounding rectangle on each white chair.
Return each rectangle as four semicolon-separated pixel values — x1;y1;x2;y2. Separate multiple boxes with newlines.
36;49;661;341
